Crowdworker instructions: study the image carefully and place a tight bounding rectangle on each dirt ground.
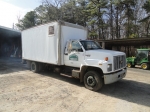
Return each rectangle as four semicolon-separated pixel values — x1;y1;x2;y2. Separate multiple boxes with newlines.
0;58;150;112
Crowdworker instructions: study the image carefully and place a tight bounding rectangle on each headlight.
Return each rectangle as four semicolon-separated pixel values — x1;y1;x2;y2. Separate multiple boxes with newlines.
107;64;112;71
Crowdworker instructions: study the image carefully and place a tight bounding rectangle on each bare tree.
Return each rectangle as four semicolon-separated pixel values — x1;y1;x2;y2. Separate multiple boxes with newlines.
15;12;22;30
42;0;67;20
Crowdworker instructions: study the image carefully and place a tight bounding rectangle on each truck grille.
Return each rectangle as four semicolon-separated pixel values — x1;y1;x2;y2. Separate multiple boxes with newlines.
114;55;126;71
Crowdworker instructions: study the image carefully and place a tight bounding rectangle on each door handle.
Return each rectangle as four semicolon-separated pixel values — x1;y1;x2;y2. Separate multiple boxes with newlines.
64;53;68;55
85;54;91;57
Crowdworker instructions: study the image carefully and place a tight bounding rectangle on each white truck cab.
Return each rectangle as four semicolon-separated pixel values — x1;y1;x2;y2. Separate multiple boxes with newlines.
63;39;127;91
22;21;127;91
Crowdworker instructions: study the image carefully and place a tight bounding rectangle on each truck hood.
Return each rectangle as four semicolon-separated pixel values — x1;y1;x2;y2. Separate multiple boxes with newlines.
85;49;125;62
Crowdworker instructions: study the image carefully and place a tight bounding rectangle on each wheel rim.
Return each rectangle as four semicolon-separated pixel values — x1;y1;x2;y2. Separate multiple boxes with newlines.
142;64;147;69
127;63;131;67
31;63;35;70
87;76;96;87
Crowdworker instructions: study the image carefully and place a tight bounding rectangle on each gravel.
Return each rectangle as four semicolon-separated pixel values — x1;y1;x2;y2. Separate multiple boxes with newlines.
0;58;150;112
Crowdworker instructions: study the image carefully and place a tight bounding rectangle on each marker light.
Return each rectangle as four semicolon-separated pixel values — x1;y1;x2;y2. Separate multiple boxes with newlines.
105;57;108;61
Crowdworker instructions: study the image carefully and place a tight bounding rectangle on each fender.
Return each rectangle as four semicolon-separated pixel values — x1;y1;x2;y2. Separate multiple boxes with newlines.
79;64;103;82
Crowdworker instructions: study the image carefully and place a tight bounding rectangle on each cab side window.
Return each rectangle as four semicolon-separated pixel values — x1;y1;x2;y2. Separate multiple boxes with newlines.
71;41;83;52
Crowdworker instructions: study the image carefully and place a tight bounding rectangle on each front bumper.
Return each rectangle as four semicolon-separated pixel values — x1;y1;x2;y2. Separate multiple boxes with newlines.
104;68;127;84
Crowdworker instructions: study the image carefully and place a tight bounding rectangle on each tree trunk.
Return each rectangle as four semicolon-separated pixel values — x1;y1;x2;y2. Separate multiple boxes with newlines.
101;16;105;40
116;6;119;39
127;5;130;38
110;2;114;40
146;21;150;37
119;25;121;38
98;7;101;39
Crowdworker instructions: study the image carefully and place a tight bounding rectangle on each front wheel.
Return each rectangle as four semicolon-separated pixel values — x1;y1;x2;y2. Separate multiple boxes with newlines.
84;71;103;91
141;63;149;70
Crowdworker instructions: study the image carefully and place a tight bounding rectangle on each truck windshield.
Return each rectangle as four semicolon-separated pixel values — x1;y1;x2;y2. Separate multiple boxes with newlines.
80;41;102;50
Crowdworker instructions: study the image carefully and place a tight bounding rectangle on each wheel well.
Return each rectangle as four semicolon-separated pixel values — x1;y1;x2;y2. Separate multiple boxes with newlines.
80;66;103;82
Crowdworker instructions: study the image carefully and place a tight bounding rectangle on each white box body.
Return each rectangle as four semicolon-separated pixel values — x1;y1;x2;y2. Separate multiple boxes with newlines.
22;21;87;65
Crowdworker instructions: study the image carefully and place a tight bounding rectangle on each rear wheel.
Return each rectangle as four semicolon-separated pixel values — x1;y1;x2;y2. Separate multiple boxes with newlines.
31;62;39;73
84;71;103;91
141;63;149;70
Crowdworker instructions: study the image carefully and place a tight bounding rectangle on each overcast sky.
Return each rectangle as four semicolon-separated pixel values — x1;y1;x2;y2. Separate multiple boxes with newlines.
0;0;41;28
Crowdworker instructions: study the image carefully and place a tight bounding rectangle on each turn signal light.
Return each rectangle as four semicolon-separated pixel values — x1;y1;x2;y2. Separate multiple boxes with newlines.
105;57;108;61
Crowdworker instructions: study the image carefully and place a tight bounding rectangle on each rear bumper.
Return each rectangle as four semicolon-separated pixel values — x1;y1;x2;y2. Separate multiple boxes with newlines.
104;68;127;84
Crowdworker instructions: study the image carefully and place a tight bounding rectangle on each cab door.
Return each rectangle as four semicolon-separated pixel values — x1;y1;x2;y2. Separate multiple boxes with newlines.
64;41;85;68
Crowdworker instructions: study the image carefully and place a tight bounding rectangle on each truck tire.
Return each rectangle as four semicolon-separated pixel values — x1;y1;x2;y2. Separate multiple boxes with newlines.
31;62;39;73
84;71;103;91
141;63;149;70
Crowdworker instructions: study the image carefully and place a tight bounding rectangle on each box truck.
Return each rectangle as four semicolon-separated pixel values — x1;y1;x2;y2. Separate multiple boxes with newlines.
22;21;127;91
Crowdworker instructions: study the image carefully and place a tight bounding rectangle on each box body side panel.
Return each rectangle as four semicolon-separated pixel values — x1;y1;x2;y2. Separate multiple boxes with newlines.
22;22;59;64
